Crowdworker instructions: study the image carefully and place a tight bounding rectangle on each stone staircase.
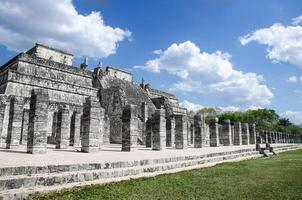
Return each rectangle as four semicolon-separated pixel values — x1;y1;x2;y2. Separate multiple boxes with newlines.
0;148;261;200
0;145;300;200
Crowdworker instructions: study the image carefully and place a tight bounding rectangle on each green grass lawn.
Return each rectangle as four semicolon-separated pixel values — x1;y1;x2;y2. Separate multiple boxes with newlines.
29;149;302;200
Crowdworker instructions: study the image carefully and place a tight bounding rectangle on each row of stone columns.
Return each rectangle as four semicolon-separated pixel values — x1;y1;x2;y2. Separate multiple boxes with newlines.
189;117;258;147
258;130;301;144
0;89;105;154
122;105;189;151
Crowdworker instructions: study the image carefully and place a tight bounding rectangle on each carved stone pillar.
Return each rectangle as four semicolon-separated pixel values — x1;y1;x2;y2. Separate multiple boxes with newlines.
194;115;202;148
56;108;70;149
187;121;191;146
122;104;138;151
141;102;148;144
241;123;250;145
166;116;175;148
6;96;24;149
20;109;29;144
27;89;49;154
248;123;256;144
190;124;194;146
152;108;166;150
81;96;103;153
145;119;152;148
209;118;219;147
264;131;269;143
233;122;242;145
220;120;232;146
175;114;187;149
73;111;82;148
0;96;8;148
98;108;105;150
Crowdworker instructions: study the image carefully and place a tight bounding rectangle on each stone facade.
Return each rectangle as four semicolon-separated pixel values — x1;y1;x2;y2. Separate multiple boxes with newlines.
0;43;301;154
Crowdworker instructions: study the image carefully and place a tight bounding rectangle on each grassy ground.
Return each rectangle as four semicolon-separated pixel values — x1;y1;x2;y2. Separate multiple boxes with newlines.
29;149;302;200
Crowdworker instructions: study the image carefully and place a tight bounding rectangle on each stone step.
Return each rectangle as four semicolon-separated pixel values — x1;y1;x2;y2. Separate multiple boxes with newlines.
0;151;260;191
263;151;274;157
0;153;262;200
0;148;257;177
1;145;301;200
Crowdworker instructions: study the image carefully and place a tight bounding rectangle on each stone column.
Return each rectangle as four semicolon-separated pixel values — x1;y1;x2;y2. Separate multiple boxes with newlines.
73;111;82;148
141;102;148;144
248;124;255;144
220;120;232;146
20;109;29;144
264;131;268;143
27;89;49;154
166;116;175;148
278;132;281;143
56;108;70;149
194;115;202;148
231;125;235;145
233;122;242;145
209;118;219;147
241;123;250;145
0;96;8;148
152;108;166;150
175;114;187;149
103;115;110;145
203;123;210;147
268;131;272;143
146;119;152;148
249;123;256;144
81;96;103;153
6;96;24;149
187;121;191;146
190;124;194;146
122;104;138;151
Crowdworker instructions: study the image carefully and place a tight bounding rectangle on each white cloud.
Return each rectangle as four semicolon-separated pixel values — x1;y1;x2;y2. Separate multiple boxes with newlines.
288;75;299;82
240;16;302;68
0;0;131;57
180;100;262;113
138;41;273;105
281;111;302;125
292;15;302;25
179;100;204;112
288;75;302;82
153;49;163;55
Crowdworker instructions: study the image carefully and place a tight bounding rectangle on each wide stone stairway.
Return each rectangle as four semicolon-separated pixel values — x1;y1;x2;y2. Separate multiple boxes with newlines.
0;144;301;200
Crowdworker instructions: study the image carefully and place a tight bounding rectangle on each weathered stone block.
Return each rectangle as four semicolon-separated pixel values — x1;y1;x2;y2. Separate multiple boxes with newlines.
233;122;242;145
175;115;187;149
166;117;175;148
194;115;202;148
27;89;49;154
220;120;232;146
209;118;219;147
248;123;256;144
81;97;103;153
122;104;138;151
241;123;249;145
152;108;166;150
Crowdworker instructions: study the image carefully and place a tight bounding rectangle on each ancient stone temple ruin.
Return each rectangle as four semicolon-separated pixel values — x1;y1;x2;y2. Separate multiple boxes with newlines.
0;43;301;154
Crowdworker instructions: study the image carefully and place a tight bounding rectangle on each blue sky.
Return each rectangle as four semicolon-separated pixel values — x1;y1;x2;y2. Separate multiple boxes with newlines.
0;0;302;124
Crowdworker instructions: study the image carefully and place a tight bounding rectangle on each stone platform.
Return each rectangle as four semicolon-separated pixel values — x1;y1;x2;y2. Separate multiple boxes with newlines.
0;144;301;200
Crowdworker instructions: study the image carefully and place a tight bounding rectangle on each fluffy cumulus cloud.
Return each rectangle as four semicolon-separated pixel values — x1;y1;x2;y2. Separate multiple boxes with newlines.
240;15;302;68
179;100;204;112
288;75;302;82
288;75;299;82
137;41;273;105
281;111;302;125
0;0;131;57
179;100;262;113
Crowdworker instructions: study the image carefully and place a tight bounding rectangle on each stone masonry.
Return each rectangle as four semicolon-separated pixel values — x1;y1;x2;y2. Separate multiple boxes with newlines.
0;43;301;155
